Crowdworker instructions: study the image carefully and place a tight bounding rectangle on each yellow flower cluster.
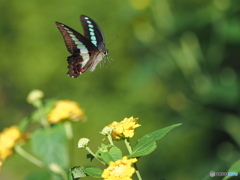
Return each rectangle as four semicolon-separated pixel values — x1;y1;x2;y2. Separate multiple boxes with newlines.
108;117;141;140
47;100;85;124
0;126;21;162
102;156;137;180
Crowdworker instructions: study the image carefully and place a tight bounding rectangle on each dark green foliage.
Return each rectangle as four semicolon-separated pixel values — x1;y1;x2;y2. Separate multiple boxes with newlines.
1;0;240;179
31;124;69;169
129;123;181;158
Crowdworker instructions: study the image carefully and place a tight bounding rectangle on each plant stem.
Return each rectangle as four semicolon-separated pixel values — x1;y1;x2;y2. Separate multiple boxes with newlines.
49;163;68;180
64;121;73;139
124;138;142;180
134;163;142;180
14;145;44;168
85;147;107;166
34;100;48;128
124;138;132;154
107;134;114;146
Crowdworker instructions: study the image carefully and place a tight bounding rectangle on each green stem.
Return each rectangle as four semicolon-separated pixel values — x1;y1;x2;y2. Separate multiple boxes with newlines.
124;138;142;180
57;169;68;180
34;100;48;128
85;147;107;166
64;122;73;139
124;138;132;154
58;169;68;180
107;134;114;146
14;145;44;168
134;163;142;180
49;163;68;180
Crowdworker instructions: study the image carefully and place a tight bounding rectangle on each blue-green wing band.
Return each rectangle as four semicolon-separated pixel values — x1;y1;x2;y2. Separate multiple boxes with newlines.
55;22;98;54
80;15;105;50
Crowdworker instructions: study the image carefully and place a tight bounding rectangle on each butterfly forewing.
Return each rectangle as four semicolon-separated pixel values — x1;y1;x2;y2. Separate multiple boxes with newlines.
56;15;108;78
55;22;98;54
80;15;105;50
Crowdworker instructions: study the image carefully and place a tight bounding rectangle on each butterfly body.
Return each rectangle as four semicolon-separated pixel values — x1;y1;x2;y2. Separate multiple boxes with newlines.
56;15;108;78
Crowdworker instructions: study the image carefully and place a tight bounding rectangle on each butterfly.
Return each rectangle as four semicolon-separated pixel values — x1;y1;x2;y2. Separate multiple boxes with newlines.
55;15;108;78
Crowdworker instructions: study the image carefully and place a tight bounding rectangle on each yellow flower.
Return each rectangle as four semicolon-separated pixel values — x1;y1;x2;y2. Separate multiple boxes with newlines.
102;156;137;180
47;100;85;124
0;126;21;162
107;117;141;140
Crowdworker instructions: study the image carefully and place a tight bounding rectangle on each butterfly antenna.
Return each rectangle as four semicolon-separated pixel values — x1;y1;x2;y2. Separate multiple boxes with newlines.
106;35;119;47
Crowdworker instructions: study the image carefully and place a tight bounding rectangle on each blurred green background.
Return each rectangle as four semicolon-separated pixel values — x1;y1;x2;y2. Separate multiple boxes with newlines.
1;0;240;179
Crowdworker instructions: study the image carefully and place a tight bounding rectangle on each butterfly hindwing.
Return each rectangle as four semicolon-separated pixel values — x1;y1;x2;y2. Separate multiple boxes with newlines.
56;15;108;78
67;54;87;78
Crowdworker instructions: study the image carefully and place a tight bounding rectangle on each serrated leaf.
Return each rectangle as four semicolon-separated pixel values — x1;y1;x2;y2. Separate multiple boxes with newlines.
129;123;181;158
223;159;240;180
84;167;103;178
69;166;86;180
99;143;111;152
95;144;111;160
99;152;114;164
128;142;157;158
109;146;122;161
96;145;122;164
31;124;68;169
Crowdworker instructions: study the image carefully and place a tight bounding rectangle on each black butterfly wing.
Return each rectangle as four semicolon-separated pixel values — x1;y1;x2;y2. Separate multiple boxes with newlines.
55;22;98;54
80;15;105;50
56;22;100;77
67;54;90;78
67;54;82;78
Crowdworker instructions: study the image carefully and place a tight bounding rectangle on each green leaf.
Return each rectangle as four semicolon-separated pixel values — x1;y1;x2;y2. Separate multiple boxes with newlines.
99;143;111;152
31;124;69;169
29;99;57;123
109;146;122;161
223;159;240;180
84;167;103;178
86;153;95;161
18;117;31;132
96;145;122;164
128;123;181;158
69;166;86;180
129;142;157;158
25;171;51;180
99;152;114;164
95;143;111;159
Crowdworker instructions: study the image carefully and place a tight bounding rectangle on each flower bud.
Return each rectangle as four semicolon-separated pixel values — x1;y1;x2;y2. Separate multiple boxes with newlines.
78;138;90;148
27;89;44;104
100;126;113;136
